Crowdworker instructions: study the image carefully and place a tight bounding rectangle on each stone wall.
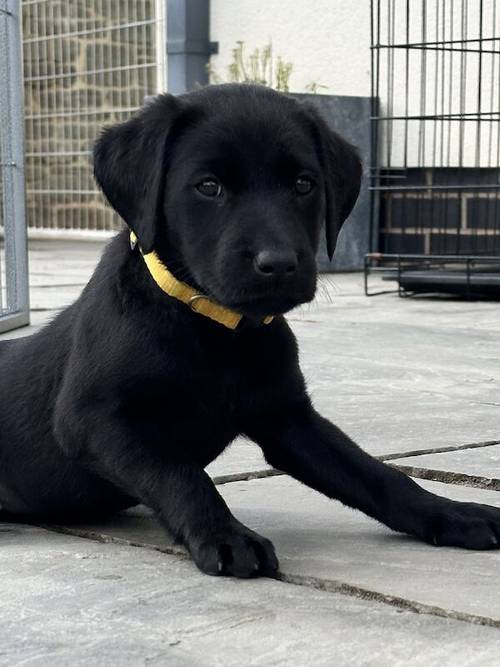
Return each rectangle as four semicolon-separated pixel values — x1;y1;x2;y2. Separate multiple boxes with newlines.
22;0;162;232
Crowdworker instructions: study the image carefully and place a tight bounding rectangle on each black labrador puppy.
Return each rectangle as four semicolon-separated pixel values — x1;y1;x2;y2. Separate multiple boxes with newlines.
1;84;499;577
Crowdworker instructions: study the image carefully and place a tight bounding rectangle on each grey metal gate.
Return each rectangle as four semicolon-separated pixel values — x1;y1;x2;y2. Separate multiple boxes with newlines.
22;0;167;236
0;0;29;333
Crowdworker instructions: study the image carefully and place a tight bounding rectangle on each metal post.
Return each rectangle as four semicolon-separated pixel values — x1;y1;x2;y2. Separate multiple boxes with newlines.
0;0;29;333
167;0;218;94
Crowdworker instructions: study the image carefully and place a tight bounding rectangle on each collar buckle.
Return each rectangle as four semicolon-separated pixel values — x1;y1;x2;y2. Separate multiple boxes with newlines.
188;293;212;313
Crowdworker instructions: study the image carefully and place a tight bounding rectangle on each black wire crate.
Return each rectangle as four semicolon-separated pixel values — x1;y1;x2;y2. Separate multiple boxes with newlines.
368;0;500;297
365;253;500;297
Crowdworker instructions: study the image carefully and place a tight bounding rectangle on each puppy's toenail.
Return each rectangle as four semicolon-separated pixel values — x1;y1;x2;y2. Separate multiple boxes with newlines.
432;536;438;545
218;560;223;572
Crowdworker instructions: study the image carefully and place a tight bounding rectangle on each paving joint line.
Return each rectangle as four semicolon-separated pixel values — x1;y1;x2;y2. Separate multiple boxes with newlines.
35;283;86;289
212;469;283;485
28;522;500;630
277;573;500;629
211;438;500;488
389;464;500;491
379;439;500;461
34;522;189;560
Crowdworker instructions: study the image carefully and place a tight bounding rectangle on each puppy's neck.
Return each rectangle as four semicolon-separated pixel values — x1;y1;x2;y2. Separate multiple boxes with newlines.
129;231;273;331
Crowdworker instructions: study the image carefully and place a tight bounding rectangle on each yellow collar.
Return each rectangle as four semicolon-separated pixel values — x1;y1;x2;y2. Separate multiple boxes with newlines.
130;232;273;330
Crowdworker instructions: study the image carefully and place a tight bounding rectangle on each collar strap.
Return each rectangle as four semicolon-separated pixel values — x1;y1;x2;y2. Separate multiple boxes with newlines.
130;232;273;331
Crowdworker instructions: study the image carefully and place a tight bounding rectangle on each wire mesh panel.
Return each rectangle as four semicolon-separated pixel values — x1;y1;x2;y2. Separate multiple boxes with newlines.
0;0;29;332
22;0;167;235
370;0;500;260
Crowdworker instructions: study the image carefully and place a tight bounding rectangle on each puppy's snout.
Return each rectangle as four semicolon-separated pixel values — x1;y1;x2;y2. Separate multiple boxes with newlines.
253;250;298;278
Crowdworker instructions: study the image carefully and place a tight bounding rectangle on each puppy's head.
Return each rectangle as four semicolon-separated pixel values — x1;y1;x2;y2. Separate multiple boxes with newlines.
94;84;361;317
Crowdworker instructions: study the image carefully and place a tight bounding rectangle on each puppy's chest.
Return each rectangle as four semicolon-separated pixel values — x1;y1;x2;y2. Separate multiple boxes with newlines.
120;358;272;465
126;341;285;431
117;323;302;461
135;358;273;421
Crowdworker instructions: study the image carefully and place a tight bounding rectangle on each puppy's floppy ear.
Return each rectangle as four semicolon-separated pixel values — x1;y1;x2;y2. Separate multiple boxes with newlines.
93;94;180;253
304;105;363;260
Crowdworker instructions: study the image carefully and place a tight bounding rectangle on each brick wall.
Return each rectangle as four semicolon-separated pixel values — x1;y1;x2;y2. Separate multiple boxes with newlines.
22;0;164;233
380;168;500;256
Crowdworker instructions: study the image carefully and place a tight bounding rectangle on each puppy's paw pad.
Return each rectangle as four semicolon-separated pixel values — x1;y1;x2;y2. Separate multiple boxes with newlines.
190;526;279;578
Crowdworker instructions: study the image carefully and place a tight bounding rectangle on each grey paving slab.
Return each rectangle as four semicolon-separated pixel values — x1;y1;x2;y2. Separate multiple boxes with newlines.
29;284;87;310
287;296;500;453
4;524;500;666
221;477;500;622
46;478;500;623
391;444;500;488
0;310;55;341
28;270;92;286
28;239;105;265
206;438;270;479
27;240;103;310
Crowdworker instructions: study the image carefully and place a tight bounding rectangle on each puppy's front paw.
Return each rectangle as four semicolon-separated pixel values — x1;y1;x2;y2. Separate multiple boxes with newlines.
189;521;279;578
426;500;500;550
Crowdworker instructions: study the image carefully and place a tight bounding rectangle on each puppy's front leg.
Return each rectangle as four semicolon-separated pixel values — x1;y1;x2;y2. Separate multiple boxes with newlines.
249;402;500;549
63;418;278;577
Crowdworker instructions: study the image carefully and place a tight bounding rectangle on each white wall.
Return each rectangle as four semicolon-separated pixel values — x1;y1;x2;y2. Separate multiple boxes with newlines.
210;0;371;97
209;0;499;168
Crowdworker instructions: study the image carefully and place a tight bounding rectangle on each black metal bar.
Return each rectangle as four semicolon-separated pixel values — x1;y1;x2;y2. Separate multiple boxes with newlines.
371;184;500;192
372;44;500;54
369;0;381;253
366;253;500;262
373;37;500;47
466;257;472;298
371;112;500;121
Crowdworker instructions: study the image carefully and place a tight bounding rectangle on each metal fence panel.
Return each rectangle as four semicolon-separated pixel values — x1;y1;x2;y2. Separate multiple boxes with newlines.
22;0;167;235
0;0;29;332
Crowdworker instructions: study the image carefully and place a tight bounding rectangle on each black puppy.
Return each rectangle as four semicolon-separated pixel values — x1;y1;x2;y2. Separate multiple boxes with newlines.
1;84;499;577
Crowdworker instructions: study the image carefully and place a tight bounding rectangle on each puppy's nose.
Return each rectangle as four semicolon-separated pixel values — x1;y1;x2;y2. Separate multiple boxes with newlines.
254;250;298;277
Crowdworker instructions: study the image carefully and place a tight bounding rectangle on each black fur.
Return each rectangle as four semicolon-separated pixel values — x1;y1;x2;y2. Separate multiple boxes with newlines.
1;84;499;577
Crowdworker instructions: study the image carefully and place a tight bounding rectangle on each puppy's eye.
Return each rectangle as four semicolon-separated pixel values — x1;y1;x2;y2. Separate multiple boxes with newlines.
196;179;222;198
295;177;313;195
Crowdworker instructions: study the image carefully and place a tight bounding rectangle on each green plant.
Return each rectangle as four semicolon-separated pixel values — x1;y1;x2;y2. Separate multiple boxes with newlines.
305;81;329;94
208;41;328;94
207;41;293;92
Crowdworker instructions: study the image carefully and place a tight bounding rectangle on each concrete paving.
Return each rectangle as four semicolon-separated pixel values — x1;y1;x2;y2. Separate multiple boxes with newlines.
40;479;500;622
2;239;500;663
3;525;500;667
288;296;500;454
390;443;500;490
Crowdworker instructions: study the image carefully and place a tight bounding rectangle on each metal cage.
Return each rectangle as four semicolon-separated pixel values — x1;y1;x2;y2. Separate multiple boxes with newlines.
0;0;29;332
368;0;500;297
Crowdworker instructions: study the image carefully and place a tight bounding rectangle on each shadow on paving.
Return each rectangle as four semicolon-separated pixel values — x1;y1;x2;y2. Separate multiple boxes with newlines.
22;459;500;629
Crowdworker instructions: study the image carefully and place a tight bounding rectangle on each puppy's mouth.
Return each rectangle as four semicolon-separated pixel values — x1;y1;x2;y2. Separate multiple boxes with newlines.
226;296;303;317
216;284;317;317
196;272;317;318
